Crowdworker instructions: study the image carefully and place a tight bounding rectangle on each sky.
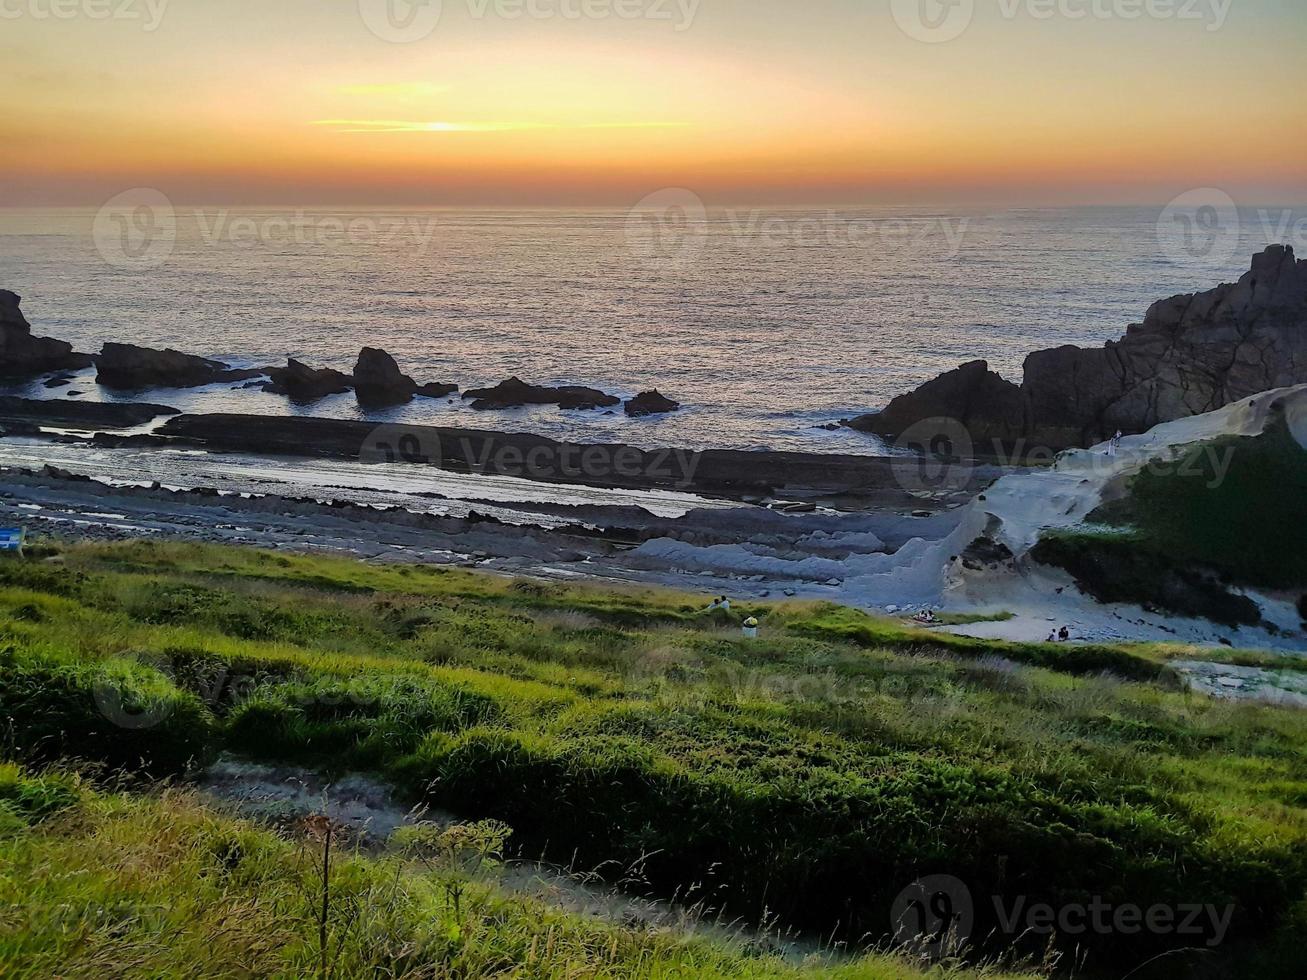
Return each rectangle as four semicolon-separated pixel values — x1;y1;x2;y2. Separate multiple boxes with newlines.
3;0;1304;207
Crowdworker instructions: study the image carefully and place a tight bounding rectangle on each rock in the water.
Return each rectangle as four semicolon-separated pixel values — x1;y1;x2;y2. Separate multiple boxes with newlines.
625;390;680;417
264;358;353;402
558;386;622;410
0;290;93;378
416;381;459;399
846;359;1026;448
0;395;179;429
464;376;620;411
353;347;418;407
95;343;263;390
855;246;1307;452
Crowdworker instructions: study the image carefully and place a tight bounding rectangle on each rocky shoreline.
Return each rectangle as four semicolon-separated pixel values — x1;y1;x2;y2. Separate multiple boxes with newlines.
0;290;681;421
0;395;1000;504
850;246;1307;453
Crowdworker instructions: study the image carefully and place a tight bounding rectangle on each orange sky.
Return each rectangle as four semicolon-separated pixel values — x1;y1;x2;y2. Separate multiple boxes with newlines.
4;0;1305;206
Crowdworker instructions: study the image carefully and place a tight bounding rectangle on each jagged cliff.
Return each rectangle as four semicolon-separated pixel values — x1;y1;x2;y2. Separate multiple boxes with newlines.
851;245;1307;451
0;291;91;378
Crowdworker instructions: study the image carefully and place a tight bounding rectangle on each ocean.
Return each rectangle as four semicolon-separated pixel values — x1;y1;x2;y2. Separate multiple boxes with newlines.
0;204;1296;453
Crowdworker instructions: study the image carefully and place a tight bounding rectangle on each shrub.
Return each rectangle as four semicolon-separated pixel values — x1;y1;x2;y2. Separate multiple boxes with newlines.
1091;418;1307;589
0;655;217;775
0;763;80;823
226;677;501;766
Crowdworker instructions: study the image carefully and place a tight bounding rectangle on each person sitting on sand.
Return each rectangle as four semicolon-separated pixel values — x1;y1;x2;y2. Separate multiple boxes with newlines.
1047;631;1058;643
1059;626;1071;642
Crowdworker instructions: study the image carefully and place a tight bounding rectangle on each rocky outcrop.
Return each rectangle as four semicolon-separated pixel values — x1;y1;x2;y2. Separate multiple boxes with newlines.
625;390;680;417
0;291;92;378
155;412;998;499
95;343;264;390
845;361;1023;444
353;347;416;407
416;381;459;399
0;395;179;429
463;376;620;411
351;348;459;406
264;359;353;402
852;246;1307;452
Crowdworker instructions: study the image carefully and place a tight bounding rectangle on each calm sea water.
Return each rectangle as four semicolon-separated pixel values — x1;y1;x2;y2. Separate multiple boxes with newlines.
0;205;1294;452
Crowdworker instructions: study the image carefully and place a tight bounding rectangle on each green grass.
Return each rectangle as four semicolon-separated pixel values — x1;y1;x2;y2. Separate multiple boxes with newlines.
1091;417;1307;590
0;764;1034;980
1031;418;1307;627
1;540;1305;976
927;612;1016;627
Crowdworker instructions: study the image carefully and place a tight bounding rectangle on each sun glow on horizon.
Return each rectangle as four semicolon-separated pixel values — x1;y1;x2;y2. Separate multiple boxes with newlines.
3;0;1304;206
311;119;690;133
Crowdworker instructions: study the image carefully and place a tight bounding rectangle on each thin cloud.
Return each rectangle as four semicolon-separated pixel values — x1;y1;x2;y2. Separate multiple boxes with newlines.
334;83;451;99
311;119;687;134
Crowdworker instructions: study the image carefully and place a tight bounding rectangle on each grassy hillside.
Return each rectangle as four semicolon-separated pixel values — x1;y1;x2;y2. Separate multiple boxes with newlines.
0;764;1034;979
1;540;1305;977
1034;417;1307;626
1094;417;1307;590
